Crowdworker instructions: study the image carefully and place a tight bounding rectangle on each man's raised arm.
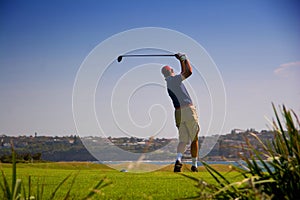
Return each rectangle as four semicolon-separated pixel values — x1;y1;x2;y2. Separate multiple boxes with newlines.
176;53;192;79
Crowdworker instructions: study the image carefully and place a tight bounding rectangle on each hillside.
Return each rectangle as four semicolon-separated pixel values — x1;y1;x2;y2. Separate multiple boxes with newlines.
0;129;275;162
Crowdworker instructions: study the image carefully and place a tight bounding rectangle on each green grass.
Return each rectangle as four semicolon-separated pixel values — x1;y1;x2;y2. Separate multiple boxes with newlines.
0;162;242;199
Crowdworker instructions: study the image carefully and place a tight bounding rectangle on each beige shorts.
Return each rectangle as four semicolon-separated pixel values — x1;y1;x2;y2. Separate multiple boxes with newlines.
175;106;200;143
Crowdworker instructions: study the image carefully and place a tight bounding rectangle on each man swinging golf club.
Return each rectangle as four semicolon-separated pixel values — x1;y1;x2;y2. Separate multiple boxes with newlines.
161;53;200;172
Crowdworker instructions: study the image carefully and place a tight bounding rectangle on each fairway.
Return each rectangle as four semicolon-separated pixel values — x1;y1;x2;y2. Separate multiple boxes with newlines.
0;162;242;199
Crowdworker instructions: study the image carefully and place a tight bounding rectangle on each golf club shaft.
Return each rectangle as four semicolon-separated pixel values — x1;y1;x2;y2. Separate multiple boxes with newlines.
121;54;175;57
117;54;176;62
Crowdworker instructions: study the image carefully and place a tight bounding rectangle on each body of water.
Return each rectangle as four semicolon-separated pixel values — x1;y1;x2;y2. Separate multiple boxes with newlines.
99;160;244;167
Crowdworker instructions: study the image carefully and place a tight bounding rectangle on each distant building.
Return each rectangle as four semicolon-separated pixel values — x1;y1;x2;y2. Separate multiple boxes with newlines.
231;129;244;134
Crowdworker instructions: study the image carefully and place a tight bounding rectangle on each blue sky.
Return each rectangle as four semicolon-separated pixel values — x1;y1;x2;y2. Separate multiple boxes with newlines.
0;0;299;137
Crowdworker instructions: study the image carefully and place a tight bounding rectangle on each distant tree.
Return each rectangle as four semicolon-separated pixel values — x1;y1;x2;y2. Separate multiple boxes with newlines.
130;137;136;143
22;153;31;161
32;152;42;161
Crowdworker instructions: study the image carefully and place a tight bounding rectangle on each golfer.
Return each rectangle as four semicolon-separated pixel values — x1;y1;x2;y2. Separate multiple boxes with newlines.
161;53;200;172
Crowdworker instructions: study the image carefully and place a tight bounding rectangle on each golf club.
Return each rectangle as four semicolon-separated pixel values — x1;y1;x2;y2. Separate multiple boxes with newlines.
117;54;176;62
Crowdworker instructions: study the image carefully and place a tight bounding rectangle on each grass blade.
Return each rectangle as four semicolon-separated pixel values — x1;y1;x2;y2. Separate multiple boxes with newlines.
63;171;79;200
40;177;45;200
11;140;17;197
83;179;104;200
83;177;111;200
201;161;233;188
12;179;22;200
272;103;291;155
28;176;31;200
22;178;27;200
1;170;11;199
48;173;72;200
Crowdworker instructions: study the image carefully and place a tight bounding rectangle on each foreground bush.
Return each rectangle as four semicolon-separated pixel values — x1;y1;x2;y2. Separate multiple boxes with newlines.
0;143;111;200
185;104;300;199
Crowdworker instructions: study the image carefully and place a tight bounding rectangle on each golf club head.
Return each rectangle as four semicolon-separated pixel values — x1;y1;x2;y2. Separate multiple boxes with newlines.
117;56;123;62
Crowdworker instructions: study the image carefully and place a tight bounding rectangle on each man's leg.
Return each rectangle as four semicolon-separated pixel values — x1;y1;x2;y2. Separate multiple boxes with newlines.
189;122;199;172
174;109;184;172
191;138;199;169
174;141;186;172
176;142;187;162
191;139;198;158
174;122;188;172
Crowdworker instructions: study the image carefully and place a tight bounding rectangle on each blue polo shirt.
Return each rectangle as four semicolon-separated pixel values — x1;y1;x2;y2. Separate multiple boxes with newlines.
165;75;193;109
